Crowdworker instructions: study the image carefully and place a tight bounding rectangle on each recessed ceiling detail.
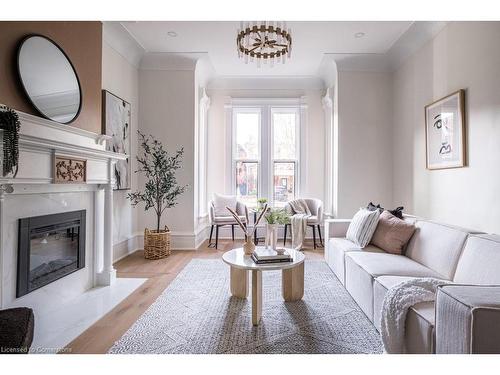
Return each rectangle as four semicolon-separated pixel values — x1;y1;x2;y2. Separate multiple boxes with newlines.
118;21;447;76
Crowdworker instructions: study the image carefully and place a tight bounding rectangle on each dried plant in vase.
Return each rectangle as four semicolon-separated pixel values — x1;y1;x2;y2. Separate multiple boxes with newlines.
226;203;267;255
127;131;187;259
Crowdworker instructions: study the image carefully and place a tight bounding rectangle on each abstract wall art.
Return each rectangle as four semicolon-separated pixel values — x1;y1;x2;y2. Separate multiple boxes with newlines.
102;90;131;189
425;90;466;170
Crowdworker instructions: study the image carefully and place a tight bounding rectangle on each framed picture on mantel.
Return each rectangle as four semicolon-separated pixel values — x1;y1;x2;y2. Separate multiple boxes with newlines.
425;89;466;170
102;90;131;190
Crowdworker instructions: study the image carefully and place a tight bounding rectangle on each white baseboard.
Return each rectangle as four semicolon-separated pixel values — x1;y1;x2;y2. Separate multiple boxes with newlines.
112;223;325;260
112;227;211;260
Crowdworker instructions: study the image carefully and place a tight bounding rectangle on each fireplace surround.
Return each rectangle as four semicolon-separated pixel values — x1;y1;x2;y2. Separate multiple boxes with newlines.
17;210;86;298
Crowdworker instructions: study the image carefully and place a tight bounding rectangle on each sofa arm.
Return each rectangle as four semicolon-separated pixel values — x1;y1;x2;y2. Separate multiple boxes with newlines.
324;219;351;240
435;284;500;354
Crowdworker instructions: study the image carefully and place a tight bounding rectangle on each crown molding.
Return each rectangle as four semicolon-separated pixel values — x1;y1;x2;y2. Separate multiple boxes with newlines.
207;75;324;90
387;21;448;71
102;21;145;68
328;21;448;73
140;52;208;71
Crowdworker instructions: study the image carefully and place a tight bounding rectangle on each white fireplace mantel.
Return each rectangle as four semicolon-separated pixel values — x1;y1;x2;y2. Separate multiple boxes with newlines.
0;108;127;309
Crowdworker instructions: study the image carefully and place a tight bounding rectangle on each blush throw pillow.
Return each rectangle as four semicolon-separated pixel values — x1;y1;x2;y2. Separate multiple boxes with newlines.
346;208;381;248
371;210;416;254
213;193;237;217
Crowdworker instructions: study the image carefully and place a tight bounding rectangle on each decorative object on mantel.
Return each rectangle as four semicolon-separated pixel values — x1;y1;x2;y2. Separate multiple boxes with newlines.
102;90;131;190
237;21;292;67
226;203;267;255
264;208;290;251
17;35;82;124
425;89;466;170
0;105;20;177
127;131;187;259
54;155;86;183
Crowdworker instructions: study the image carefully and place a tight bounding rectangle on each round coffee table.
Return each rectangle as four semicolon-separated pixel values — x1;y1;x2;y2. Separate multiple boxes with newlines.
222;247;305;326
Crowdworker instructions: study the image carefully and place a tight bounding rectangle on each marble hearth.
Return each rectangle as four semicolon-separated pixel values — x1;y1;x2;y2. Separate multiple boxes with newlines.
0;108;145;350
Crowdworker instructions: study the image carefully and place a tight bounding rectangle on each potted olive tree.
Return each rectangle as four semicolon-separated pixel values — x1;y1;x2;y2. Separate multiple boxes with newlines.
127;131;187;259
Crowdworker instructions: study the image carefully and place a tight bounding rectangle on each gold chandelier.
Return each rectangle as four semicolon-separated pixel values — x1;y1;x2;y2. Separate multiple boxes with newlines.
237;22;292;67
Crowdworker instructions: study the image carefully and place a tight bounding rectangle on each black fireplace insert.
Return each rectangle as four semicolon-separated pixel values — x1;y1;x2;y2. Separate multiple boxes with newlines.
17;210;86;298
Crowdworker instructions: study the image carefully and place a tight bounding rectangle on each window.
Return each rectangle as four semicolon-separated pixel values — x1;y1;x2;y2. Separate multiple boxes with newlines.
232;103;300;208
233;110;260;207
272;109;299;207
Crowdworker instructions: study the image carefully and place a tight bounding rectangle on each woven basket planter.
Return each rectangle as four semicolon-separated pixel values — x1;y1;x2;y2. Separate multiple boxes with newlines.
144;226;171;259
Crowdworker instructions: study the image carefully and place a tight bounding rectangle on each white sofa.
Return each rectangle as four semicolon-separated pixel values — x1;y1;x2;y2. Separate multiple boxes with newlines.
325;217;500;353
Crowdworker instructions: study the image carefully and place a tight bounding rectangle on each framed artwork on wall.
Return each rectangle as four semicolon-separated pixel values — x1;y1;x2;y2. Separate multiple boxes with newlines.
102;90;131;190
425;89;466;170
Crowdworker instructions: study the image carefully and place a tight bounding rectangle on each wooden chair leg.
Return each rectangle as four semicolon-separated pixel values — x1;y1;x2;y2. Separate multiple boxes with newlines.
283;224;288;246
317;224;323;247
312;225;317;249
231;224;235;241
215;225;219;249
209;225;214;247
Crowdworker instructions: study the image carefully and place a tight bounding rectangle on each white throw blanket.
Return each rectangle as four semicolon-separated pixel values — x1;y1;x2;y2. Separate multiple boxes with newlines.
288;199;311;250
380;277;450;354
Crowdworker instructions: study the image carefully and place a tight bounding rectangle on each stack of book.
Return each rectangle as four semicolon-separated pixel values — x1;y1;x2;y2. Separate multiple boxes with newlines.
251;248;292;264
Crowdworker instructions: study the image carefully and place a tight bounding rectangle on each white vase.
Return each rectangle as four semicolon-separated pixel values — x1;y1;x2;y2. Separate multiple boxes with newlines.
265;223;278;250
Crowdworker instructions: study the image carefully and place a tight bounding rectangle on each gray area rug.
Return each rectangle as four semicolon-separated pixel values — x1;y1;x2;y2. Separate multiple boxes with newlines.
109;259;382;354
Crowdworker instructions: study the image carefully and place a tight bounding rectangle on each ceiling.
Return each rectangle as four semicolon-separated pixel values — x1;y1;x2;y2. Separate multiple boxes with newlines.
121;21;415;76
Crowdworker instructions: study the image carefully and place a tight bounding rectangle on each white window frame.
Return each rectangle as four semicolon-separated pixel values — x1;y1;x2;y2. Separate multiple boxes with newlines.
270;107;301;207
232;107;262;206
230;98;302;208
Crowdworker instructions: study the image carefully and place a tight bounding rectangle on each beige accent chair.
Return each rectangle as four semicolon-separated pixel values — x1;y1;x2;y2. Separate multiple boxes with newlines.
325;217;500;354
209;199;249;249
283;198;324;249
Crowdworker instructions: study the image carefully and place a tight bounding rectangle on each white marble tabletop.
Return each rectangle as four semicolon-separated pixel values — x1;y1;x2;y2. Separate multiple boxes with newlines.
222;247;305;271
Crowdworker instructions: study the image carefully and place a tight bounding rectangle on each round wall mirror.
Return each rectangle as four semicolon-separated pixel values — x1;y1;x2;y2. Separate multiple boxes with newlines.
17;35;82;124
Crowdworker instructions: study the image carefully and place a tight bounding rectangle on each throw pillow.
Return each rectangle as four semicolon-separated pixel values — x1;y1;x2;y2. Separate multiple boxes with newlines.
366;202;404;220
213;193;237;217
371;211;416;255
346;208;381;248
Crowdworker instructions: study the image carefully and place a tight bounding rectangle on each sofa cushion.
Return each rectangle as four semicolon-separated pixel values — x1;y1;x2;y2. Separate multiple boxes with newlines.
371;211;416;255
344;252;439;323
404;220;470;280
346;252;442;279
373;275;419;330
453;234;500;284
326;238;384;285
373;276;436;353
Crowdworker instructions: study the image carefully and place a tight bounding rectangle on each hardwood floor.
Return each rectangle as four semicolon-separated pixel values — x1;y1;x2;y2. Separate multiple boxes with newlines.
64;239;324;354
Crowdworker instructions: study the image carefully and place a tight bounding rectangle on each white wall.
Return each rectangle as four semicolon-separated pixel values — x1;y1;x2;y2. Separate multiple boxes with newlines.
101;41;140;261
392;21;500;233
206;79;326;213
336;70;394;218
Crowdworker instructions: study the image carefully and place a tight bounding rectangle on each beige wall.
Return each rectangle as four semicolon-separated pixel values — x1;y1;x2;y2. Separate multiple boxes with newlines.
392;22;500;233
101;40;140;259
337;70;394;218
138;69;196;237
0;21;102;134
